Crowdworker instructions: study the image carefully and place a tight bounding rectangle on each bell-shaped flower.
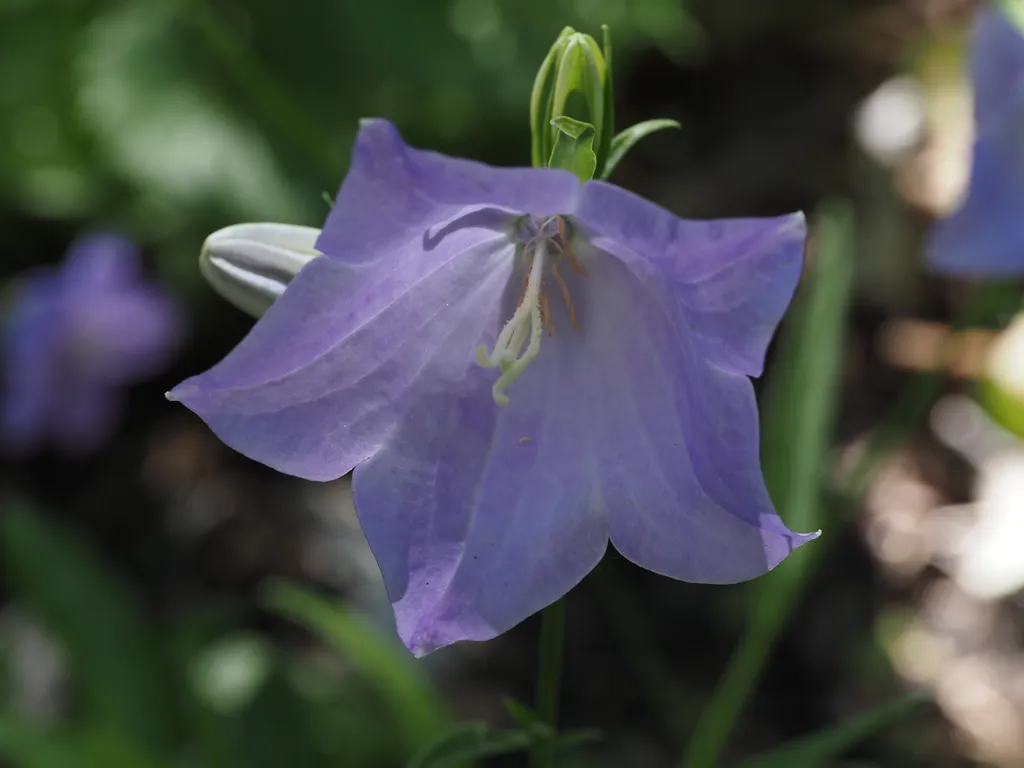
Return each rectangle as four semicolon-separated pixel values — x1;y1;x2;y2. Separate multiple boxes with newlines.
2;234;182;455
928;6;1024;274
169;119;817;656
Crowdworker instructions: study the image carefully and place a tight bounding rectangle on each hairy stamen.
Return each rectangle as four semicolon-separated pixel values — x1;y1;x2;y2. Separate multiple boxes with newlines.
476;239;549;405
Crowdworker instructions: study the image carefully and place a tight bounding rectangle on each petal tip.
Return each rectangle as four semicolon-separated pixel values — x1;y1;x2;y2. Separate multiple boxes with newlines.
166;379;201;405
400;621;458;658
800;528;823;544
354;117;403;149
782;210;808;238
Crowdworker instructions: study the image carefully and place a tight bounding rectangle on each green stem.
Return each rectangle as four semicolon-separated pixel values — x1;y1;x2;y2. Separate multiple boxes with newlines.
594;566;696;752
532;600;566;768
681;279;1019;768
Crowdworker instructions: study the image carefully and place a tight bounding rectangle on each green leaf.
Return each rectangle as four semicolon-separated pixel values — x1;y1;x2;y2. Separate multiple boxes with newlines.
0;719;79;768
407;723;532;768
168;602;251;768
76;3;307;221
260;580;449;754
0;719;173;768
407;720;600;768
547;116;597;182
503;697;549;736
682;201;857;768
737;692;930;768
237;669;329;768
0;505;175;752
601;119;681;179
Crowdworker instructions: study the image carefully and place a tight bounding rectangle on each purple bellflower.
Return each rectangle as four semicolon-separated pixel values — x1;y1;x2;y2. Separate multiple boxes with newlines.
928;6;1024;275
170;119;818;656
2;234;182;456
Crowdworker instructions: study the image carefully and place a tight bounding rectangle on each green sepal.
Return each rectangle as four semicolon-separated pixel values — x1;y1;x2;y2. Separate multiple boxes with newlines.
530;27;574;167
601;118;681;180
550;35;604;154
529;28;606;168
547;116;597;182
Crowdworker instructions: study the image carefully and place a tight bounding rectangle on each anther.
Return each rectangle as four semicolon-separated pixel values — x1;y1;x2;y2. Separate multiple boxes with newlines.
556;217;587;276
540;291;554;337
550;257;579;332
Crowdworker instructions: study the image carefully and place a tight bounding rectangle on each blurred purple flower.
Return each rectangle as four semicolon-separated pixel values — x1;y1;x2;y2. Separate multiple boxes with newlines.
170;119;816;656
928;7;1024;275
2;234;182;456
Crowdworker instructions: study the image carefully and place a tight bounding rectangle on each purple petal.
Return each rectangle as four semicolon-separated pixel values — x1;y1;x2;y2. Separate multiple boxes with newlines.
169;226;517;482
0;272;63;455
351;285;608;656
352;232;811;656
318;119;579;265
59;233;183;381
927;109;1024;275
971;7;1024;131
61;234;142;292
574;181;805;377
927;9;1024;275
69;288;183;384
568;243;817;583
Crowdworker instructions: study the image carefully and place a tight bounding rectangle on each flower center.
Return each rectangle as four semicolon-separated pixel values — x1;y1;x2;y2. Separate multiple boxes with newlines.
476;215;586;406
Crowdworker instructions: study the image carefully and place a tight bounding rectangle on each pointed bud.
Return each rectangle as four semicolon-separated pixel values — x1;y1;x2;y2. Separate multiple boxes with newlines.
200;223;320;319
530;27;608;172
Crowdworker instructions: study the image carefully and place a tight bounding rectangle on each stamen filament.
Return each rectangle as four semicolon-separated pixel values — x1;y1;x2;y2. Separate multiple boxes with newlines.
475;239;549;405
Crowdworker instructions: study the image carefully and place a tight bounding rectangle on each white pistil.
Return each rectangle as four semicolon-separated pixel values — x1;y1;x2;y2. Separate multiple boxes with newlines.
476;238;549;405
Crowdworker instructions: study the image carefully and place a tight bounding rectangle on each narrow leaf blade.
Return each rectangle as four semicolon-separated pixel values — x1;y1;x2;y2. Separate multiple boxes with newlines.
261;580;449;754
407;723;531;768
0;505;174;752
738;692;930;768
601;119;680;179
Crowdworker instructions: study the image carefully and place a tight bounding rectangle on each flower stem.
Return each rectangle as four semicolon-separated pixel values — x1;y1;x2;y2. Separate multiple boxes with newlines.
532;599;566;768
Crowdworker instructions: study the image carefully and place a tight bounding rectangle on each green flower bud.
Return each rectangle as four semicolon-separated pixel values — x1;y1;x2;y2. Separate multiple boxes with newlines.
530;27;609;173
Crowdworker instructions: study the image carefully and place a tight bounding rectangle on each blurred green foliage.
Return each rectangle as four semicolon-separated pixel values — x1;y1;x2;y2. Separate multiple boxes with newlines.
1;0;701;293
0;504;451;767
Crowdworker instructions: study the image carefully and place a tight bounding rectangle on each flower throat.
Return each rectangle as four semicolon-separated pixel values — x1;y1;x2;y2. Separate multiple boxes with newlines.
476;215;586;406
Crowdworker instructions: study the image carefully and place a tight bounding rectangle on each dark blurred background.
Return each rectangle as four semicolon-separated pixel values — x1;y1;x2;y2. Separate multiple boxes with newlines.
4;0;1022;766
